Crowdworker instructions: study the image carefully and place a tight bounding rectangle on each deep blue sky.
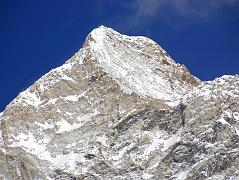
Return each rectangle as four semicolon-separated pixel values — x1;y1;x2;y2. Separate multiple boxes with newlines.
1;0;239;111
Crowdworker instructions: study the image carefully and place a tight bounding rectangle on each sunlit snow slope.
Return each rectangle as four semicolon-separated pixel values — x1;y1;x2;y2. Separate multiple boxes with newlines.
87;26;200;103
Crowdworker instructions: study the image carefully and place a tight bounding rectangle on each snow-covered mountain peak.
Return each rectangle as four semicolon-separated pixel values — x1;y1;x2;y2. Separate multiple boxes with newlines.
6;26;200;110
88;25;158;46
2;26;238;180
82;25;200;103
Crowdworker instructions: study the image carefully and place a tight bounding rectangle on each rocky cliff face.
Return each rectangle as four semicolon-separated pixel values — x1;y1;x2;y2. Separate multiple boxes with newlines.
0;26;238;180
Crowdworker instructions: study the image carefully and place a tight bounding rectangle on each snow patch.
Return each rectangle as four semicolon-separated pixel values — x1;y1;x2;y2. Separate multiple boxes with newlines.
11;132;52;160
142;172;154;179
56;111;99;133
64;95;79;102
96;135;108;146
51;146;98;173
46;98;58;105
56;119;81;133
36;121;54;130
51;152;86;171
63;90;88;102
175;169;190;180
10;132;95;173
162;129;182;151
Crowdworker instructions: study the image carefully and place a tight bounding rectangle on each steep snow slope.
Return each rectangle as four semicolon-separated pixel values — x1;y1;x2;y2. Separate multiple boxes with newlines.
87;26;200;103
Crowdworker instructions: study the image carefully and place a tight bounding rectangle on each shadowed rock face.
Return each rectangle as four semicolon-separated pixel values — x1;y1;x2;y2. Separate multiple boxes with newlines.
0;26;239;180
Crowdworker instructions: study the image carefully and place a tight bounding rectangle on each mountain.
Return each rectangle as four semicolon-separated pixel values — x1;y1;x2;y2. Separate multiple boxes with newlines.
0;26;239;180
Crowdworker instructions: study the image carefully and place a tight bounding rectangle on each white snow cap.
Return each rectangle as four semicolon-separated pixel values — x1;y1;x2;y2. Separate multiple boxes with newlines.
86;25;198;105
